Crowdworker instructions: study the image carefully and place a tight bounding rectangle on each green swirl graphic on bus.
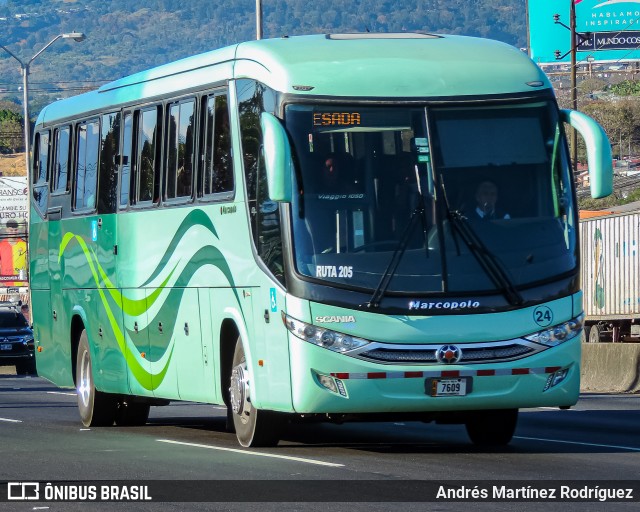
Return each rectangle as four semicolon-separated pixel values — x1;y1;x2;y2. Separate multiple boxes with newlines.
57;210;240;390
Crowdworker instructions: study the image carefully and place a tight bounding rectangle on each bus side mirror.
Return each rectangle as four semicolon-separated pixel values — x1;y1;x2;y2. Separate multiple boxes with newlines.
560;109;613;199
260;112;293;203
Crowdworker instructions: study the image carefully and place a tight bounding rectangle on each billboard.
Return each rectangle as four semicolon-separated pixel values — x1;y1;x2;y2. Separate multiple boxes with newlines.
0;177;28;289
528;0;640;65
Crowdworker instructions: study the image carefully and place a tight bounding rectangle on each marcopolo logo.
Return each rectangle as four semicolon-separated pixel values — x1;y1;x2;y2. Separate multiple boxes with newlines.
220;205;237;215
408;300;481;311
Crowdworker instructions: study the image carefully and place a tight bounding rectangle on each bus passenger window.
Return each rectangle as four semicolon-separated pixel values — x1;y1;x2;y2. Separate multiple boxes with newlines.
33;131;50;215
199;93;233;197
120;113;133;208
237;79;283;283
52;126;71;193
165;99;195;200
136;108;160;204
74;120;100;210
98;112;120;214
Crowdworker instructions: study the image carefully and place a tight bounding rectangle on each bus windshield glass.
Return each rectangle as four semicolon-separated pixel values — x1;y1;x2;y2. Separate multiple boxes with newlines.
285;101;576;295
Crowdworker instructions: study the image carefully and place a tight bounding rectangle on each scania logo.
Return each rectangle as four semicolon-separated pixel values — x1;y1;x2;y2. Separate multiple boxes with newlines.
315;315;356;323
436;345;462;364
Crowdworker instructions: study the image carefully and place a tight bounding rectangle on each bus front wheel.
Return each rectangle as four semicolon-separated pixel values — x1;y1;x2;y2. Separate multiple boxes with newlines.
229;337;282;447
76;330;116;427
465;409;518;446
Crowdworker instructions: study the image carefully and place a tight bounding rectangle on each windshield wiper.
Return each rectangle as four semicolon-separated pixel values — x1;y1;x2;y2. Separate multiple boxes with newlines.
439;182;523;306
365;195;428;309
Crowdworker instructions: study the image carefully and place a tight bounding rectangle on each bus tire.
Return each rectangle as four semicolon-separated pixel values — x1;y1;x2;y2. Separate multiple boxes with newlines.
465;409;518;446
229;337;282;447
76;330;116;427
115;400;150;426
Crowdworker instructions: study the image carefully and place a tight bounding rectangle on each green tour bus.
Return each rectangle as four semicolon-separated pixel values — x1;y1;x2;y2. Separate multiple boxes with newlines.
29;33;612;447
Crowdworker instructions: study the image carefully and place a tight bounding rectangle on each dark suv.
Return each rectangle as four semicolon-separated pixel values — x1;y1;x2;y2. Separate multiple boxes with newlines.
0;305;35;375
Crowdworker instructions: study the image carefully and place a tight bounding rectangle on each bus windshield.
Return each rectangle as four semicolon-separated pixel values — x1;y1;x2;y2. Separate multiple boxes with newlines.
285;100;577;295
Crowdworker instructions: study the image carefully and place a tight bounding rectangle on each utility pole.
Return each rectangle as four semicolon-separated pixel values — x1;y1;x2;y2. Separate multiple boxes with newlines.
554;3;587;178
570;0;578;177
0;33;86;176
256;0;263;40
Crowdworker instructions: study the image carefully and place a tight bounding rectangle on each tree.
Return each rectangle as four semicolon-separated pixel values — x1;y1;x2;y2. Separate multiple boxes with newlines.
610;80;640;96
578;78;607;95
582;100;640;159
0;109;23;153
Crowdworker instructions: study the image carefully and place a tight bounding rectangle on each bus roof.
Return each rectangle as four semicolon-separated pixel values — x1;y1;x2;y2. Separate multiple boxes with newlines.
37;33;550;126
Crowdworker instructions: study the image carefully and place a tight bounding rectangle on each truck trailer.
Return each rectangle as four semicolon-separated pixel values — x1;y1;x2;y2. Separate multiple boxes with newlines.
581;210;640;342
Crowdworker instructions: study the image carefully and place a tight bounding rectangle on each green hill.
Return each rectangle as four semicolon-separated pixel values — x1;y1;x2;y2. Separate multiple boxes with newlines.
0;0;526;115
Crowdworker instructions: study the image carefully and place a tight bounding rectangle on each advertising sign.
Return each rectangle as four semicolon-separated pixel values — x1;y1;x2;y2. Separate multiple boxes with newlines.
527;0;640;65
0;177;28;288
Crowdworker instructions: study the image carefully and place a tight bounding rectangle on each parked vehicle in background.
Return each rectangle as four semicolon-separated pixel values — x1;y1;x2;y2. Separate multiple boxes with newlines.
0;302;35;375
581;210;640;343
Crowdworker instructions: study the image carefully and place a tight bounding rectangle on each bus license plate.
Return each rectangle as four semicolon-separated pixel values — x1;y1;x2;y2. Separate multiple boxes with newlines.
0;344;11;351
428;378;469;397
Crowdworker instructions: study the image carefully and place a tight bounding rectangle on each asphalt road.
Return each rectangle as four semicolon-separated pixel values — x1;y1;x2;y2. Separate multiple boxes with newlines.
0;367;639;512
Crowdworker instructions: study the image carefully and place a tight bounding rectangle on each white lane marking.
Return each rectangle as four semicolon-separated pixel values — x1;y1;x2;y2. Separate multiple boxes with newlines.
157;439;345;467
47;391;77;396
0;417;22;423
515;436;640;452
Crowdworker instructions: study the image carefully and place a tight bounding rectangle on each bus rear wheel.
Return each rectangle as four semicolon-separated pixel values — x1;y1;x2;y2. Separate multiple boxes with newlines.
229;337;282;447
465;409;518;446
76;330;116;427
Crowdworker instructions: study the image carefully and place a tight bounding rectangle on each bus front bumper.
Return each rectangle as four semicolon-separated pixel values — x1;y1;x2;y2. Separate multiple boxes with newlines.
288;334;580;414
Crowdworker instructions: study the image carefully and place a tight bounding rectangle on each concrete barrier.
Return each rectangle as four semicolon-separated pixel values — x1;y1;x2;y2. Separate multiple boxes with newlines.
581;343;640;393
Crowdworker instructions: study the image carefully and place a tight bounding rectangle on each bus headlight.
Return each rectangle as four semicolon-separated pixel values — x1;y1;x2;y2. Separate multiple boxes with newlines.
282;313;369;353
524;314;584;346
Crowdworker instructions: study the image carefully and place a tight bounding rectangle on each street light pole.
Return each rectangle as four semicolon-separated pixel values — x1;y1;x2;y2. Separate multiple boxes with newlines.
0;32;86;176
570;1;578;176
256;0;263;40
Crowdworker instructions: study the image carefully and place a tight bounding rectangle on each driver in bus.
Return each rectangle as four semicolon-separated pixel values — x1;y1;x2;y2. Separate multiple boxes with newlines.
470;180;510;220
317;153;360;194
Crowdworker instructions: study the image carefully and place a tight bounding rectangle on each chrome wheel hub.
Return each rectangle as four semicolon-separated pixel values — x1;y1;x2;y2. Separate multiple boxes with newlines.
230;364;250;420
78;351;91;407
